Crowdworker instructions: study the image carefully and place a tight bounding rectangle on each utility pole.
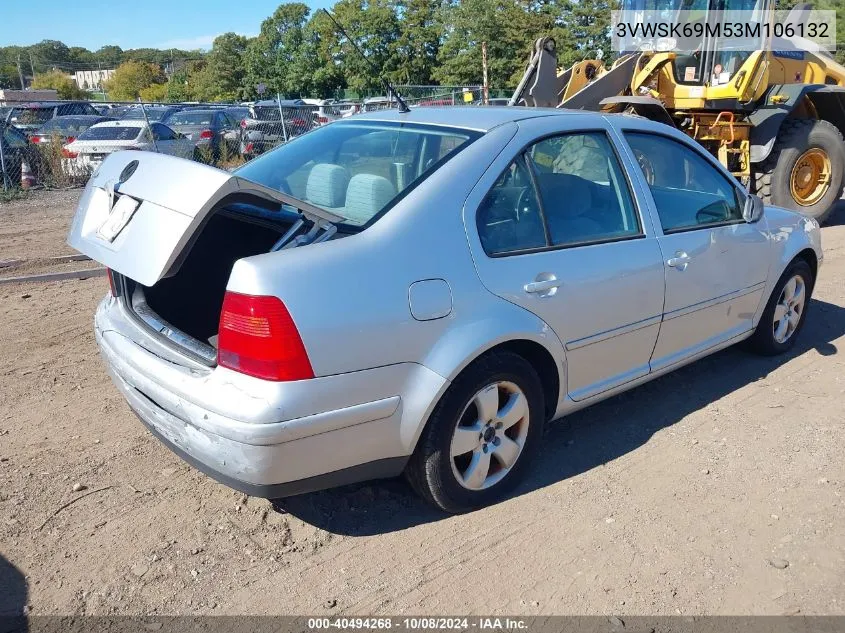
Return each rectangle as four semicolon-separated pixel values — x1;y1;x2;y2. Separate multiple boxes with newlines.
481;41;489;105
29;52;36;78
16;54;25;89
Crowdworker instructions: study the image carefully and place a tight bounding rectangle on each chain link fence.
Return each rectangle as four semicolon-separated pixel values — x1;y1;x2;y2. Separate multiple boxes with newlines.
1;86;512;194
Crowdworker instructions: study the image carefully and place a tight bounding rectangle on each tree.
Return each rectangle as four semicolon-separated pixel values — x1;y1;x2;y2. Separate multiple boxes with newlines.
393;0;441;84
31;69;91;99
139;82;167;102
192;33;249;101
323;0;402;94
244;2;313;98
28;40;72;73
435;0;549;87
94;45;124;67
104;61;165;100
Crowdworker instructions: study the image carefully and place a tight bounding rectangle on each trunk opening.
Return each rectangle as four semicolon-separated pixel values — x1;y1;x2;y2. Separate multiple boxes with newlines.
117;199;341;365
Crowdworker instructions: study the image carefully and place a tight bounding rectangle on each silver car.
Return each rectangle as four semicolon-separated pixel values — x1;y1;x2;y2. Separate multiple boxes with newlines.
69;107;822;513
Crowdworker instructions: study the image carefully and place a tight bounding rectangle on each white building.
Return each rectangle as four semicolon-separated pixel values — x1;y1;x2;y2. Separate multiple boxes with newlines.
73;69;115;91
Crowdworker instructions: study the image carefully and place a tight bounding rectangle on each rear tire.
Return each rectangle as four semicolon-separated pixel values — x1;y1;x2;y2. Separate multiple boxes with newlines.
747;260;813;356
753;118;845;224
405;351;545;513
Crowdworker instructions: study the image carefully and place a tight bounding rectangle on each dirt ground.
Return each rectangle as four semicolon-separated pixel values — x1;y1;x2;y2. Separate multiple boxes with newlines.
1;190;844;617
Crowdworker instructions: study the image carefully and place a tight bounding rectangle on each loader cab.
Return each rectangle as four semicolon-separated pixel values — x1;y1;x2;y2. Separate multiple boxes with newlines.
621;0;771;88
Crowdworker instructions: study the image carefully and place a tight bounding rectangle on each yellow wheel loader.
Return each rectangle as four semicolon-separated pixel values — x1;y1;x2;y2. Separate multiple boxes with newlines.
510;0;845;222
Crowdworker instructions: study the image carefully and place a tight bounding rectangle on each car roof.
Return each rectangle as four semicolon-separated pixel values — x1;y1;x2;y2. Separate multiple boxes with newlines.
350;106;598;132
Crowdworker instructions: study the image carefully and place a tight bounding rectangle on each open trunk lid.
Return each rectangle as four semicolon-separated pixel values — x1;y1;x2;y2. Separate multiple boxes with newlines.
67;150;341;286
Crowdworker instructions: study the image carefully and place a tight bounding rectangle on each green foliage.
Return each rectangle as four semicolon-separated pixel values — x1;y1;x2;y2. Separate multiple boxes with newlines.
138;82;168;102
193;33;249;101
434;0;550;87
104;61;166;101
31;69;91;100
1;0;840;99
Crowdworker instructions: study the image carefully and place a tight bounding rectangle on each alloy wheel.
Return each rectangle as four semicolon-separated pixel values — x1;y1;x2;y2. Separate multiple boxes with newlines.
773;274;806;344
449;381;530;491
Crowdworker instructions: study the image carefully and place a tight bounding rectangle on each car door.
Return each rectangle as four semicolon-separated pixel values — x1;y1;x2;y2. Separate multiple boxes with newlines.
615;127;770;371
464;116;665;402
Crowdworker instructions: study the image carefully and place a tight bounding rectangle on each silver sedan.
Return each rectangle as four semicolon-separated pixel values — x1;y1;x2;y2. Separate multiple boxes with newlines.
69;107;822;512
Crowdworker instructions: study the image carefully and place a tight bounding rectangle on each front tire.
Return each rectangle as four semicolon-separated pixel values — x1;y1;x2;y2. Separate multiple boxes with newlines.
753;119;845;224
405;351;545;513
747;260;813;356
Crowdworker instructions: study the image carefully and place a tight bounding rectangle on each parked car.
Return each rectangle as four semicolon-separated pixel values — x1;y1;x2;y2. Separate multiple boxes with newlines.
62;120;195;174
69;108;822;513
239;99;314;160
121;106;184;123
30;115;113;146
222;106;249;124
0;123;40;185
301;98;340;126
161;109;240;162
7;101;100;135
362;96;393;112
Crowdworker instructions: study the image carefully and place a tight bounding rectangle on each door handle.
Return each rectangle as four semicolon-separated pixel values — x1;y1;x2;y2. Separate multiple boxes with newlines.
667;251;691;270
524;277;560;294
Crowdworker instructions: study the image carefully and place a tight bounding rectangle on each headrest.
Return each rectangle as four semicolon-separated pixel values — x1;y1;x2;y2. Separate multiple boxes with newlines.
306;163;349;208
343;174;397;225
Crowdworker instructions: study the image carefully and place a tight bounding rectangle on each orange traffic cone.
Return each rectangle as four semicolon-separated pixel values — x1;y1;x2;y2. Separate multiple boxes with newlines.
20;159;35;189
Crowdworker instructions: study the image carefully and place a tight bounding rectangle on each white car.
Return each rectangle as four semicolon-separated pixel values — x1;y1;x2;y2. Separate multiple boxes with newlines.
63;120;196;174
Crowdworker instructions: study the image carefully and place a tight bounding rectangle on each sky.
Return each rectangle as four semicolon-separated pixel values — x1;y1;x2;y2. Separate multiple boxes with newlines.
3;0;335;51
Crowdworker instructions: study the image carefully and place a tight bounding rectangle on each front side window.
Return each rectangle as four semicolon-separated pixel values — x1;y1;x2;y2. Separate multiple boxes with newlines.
526;132;640;247
624;132;743;233
477;131;640;255
235;121;480;228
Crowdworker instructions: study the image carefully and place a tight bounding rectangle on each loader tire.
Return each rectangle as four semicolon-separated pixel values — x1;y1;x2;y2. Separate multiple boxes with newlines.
753;118;845;224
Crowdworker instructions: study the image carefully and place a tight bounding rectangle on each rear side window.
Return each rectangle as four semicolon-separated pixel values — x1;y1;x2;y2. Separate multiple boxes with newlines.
624;132;743;233
476;158;547;255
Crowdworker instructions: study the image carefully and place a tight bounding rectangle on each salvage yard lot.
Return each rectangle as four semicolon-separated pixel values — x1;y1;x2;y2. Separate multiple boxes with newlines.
1;190;844;615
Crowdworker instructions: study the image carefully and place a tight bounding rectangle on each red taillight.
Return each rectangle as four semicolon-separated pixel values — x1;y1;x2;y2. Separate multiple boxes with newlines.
316;116;328;124
107;268;117;296
66;136;75;144
199;129;213;139
217;292;313;382
244;142;254;153
240;119;246;128
31;136;42;144
62;145;78;158
290;117;306;126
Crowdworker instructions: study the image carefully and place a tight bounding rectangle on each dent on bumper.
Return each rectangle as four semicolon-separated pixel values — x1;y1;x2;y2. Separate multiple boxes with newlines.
95;296;448;493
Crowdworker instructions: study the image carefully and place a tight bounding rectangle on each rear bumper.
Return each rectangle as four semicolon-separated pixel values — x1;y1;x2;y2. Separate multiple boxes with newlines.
95;295;447;497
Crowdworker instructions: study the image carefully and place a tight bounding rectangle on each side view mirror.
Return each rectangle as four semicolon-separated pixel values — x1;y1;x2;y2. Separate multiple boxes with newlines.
743;194;764;223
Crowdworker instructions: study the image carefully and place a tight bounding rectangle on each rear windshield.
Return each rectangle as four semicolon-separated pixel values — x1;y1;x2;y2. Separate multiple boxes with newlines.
251;106;309;121
39;117;101;134
166;111;214;125
122;108;168;121
78;126;143;141
10;108;54;125
234;121;481;228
